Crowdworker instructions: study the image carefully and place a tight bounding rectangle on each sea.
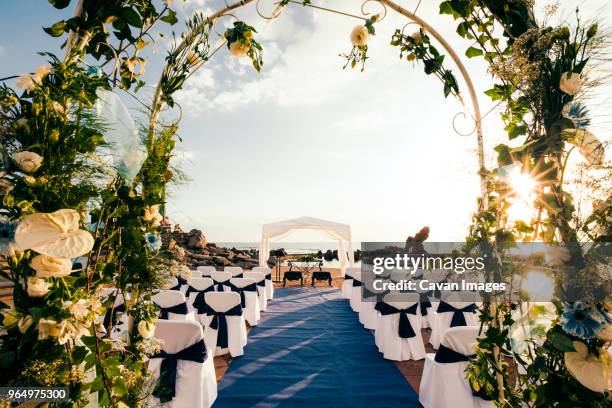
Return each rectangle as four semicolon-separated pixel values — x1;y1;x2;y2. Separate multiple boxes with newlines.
216;242;362;268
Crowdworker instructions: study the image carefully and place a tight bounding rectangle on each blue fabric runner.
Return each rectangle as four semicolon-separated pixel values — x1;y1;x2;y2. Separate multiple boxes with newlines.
215;287;420;407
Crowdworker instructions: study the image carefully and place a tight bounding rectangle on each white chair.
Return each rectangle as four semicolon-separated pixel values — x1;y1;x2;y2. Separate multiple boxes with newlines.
148;320;217;408
228;277;260;326
359;279;379;330
429;293;479;349
99;288;130;340
224;266;244;278
342;267;360;299
197;266;216;276
244;271;267;312
153;290;195;321
349;270;363;313
419;326;492;408
374;293;425;361
185;278;215;315
210;271;232;292
165;276;187;295
202;292;247;357
253;266;274;300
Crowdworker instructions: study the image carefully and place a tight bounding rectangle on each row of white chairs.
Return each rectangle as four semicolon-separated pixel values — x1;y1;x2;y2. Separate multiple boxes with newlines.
99;266;274;407
341;267;492;408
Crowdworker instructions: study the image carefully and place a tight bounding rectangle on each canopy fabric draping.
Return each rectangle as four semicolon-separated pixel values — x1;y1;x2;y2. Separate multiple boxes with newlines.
258;216;355;272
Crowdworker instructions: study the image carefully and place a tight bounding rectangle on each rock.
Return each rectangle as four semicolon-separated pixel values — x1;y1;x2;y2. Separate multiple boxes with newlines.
316;250;323;259
186;229;207;250
323;250;334;261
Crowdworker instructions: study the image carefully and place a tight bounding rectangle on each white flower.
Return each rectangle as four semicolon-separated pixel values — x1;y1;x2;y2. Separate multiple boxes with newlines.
31;254;73;278
186;51;199;66
15;209;95;258
16;74;37;91
63;299;89;320
35;65;52;79
137;320;155;338
12;151;43;173
143;204;163;227
411;31;423;45
37;318;57;340
563;128;605;166
350;25;369;47
27;276;51;297
17;315;33;333
565;340;612;393
559;72;582;95
229;41;249;58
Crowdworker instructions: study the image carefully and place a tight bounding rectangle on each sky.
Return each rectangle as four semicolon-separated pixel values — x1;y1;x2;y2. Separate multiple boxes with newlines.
1;0;611;244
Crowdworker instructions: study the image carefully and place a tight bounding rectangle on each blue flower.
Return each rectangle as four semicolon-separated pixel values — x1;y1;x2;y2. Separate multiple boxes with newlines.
560;302;603;339
87;66;103;77
145;233;162;252
0;216;18;256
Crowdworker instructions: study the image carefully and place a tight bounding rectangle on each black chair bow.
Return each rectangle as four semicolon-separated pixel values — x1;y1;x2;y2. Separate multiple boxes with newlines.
212;279;230;292
375;302;419;338
204;304;243;348
418;291;433;316
436;302;477;327
232;273;243;278
156;302;189;319
152;339;207;402
103;303;126;331
227;282;257;307
169;276;188;291
264;273;272;280
352;278;362;287
185;285;214;314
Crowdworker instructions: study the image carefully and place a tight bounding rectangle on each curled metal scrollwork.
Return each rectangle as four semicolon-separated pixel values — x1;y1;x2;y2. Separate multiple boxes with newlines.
361;0;387;22
256;0;286;20
211;13;240;38
452;111;478;137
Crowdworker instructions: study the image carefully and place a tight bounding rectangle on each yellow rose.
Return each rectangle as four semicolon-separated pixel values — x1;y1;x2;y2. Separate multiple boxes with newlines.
31;255;73;278
350;25;369;47
12;151;43;173
559;72;582;95
229;41;249;58
27;276;51;297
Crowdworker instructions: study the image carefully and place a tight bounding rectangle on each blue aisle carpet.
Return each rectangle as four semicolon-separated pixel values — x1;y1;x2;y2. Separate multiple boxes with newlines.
214;287;420;408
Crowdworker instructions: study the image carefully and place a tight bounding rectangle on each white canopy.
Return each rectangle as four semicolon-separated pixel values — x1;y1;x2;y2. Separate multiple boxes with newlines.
259;216;355;272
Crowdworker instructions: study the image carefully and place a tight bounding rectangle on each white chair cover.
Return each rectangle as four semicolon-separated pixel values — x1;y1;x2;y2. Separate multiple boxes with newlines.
419;326;492;408
253;266;274;300
429;293;479;349
202;292;247;357
358;279;379;330
374;293;425;361
229;277;261;326
210;271;232;292
349;271;363;313
99;288;130;340
342;267;360;299
197;266;216;276
190;270;203;278
148;320;217;408
224;266;244;278
185;278;215;315
416;285;433;329
165;276;187;295
244;271;267;312
153;290;195;321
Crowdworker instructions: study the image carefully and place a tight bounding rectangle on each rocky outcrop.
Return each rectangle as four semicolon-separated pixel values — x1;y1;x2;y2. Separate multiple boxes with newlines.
186;229;206;250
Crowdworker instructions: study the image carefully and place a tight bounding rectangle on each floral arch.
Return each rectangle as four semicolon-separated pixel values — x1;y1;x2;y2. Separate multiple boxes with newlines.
0;0;609;406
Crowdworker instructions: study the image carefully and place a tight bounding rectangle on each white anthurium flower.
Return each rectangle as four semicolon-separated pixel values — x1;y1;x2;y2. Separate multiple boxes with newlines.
143;204;163;227
562;128;605;166
565;341;612;393
34;65;52;79
31;254;73;278
27;276;51;297
17;315;33;333
15;209;95;258
138;320;155;338
16;74;37;91
350;25;369;47
229;41;249;57
38;318;57;340
411;31;423;45
559;72;582;95
597;324;612;342
12;151;43;173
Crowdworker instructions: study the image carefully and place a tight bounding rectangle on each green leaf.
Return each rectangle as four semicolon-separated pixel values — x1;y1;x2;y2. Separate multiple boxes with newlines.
465;46;483;58
43;20;66;37
160;9;178;25
120;7;143;28
0;351;16;368
549;331;576;352
439;1;453;15
48;0;71;9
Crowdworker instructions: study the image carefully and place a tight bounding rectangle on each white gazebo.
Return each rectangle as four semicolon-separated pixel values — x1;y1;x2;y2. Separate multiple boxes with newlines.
258;216;355;273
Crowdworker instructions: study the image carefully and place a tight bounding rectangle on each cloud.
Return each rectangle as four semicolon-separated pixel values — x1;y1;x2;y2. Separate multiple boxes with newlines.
0;45;5;56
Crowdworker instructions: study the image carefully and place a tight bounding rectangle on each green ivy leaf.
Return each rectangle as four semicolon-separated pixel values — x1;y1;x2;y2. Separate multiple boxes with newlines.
120;7;143;28
160;9;178;25
43;20;67;37
48;0;71;9
465;46;483;58
549;331;576;352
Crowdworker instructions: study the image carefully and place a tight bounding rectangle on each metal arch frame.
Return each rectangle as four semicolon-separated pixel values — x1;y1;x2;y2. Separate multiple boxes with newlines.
149;0;488;209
